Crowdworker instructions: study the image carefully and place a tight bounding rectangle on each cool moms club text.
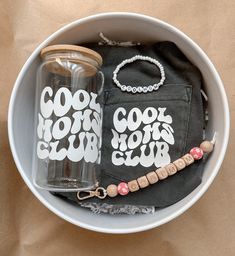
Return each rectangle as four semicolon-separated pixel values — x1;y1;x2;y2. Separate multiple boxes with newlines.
111;107;175;168
36;86;102;163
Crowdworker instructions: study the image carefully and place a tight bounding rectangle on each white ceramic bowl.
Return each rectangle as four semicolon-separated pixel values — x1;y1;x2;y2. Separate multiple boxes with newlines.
8;12;229;234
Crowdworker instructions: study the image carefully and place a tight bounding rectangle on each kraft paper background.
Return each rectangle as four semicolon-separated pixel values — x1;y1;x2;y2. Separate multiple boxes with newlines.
0;1;234;255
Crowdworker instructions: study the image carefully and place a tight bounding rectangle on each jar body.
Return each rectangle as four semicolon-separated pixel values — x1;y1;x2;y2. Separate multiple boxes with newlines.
32;51;103;191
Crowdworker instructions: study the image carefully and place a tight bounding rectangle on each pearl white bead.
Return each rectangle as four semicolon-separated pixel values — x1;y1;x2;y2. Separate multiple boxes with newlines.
143;87;148;93
127;86;132;92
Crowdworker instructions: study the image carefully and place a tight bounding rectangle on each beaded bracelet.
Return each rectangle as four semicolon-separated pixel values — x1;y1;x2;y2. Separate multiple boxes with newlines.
112;55;165;94
77;140;214;200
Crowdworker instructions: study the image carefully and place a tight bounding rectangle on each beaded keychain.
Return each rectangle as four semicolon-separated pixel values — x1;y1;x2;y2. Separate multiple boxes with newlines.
77;140;214;200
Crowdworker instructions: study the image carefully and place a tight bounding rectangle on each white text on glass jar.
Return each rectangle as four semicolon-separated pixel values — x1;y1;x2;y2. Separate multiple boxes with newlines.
37;86;102;163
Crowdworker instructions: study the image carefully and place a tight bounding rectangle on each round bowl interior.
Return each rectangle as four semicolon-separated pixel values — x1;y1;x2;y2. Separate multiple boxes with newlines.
8;12;229;234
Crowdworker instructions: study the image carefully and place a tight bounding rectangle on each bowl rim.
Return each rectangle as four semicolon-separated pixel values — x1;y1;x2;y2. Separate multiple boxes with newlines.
8;12;230;234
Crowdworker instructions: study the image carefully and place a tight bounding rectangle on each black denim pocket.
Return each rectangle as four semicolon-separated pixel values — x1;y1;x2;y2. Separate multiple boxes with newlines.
101;84;192;182
90;81;204;207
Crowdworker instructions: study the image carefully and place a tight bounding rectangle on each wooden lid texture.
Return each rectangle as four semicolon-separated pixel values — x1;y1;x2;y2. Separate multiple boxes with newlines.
40;44;102;66
40;44;102;77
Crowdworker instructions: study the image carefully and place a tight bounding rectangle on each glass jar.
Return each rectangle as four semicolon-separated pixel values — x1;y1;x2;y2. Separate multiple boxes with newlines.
32;44;104;191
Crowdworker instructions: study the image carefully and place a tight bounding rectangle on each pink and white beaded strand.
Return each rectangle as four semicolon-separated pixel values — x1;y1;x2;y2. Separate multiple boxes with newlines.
112;55;166;93
77;138;215;200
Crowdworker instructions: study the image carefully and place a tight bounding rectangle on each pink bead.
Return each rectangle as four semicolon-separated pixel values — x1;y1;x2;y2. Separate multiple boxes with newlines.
190;147;203;160
117;182;129;196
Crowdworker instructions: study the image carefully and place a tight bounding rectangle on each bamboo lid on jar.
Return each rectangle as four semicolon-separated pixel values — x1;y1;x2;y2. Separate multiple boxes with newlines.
40;44;102;77
40;44;102;66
